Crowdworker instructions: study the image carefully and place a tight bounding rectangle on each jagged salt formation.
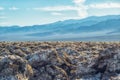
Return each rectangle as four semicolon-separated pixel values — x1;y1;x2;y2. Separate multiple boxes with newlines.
0;55;33;80
0;42;120;80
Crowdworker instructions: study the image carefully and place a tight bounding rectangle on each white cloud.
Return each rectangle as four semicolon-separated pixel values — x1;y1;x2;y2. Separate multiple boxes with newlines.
73;0;88;18
0;7;4;10
51;12;63;16
33;0;88;19
89;3;120;9
73;0;85;4
33;1;120;19
9;7;19;10
33;6;77;11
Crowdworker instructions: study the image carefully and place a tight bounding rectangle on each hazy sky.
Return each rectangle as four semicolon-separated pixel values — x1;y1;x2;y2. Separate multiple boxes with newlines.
0;0;120;26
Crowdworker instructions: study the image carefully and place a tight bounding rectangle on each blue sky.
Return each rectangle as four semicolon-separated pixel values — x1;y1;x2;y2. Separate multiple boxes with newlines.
0;0;120;26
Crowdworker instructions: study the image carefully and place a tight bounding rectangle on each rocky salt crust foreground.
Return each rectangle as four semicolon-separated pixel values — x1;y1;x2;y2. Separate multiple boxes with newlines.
0;42;120;80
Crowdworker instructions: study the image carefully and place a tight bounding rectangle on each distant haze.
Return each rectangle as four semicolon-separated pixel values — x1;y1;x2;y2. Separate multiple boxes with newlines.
0;15;120;41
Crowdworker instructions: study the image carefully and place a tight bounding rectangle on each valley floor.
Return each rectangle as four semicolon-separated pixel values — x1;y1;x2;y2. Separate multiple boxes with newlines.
0;42;120;80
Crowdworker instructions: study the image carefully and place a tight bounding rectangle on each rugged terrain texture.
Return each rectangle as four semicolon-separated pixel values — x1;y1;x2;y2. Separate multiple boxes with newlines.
0;42;120;80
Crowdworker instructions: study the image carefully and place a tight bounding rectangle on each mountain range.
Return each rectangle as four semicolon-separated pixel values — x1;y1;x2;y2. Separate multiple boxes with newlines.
0;15;120;41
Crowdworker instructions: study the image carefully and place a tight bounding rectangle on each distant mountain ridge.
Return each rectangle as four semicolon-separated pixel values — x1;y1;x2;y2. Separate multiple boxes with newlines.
0;15;120;41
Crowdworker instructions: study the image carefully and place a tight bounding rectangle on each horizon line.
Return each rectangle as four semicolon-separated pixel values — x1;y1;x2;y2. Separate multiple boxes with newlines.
0;14;120;27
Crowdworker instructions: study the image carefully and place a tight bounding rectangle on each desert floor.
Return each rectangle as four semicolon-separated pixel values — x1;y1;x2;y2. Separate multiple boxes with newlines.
0;42;120;80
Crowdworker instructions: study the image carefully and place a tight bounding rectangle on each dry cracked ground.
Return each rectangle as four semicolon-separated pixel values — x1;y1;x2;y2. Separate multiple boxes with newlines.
0;42;120;80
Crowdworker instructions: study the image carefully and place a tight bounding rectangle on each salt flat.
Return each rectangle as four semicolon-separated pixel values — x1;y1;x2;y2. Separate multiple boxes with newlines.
0;42;120;80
